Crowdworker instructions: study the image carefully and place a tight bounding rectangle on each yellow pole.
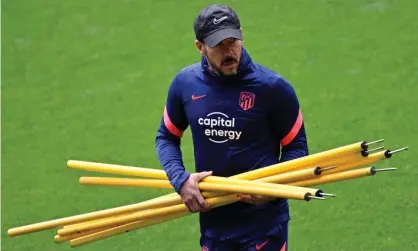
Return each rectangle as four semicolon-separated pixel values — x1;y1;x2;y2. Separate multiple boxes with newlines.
67;160;167;179
61;210;141;229
81;177;314;200
58;159;387;238
65;167;385;247
79;176;321;198
58;194;237;237
58;182;315;237
80;177;173;189
63;217;115;229
257;167;321;184
69;212;188;247
289;167;377;187
321;150;388;175
54;227;109;243
8;173;319;237
7;142;370;238
316;152;366;167
201;176;320;198
7;193;181;237
67;142;367;182
199;182;311;200
229;142;366;180
56;211;181;244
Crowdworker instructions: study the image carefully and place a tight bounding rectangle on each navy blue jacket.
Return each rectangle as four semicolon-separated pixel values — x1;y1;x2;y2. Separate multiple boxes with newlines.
155;47;308;240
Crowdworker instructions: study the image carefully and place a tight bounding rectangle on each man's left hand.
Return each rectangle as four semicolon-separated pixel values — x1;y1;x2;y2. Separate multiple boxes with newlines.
236;194;274;205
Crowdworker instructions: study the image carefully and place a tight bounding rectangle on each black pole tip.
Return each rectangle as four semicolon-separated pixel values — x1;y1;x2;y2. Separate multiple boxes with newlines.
370;167;377;175
315;189;324;197
361;149;369;157
360;141;368;150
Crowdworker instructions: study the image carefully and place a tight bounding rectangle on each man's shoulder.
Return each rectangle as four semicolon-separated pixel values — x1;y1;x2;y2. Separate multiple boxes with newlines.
176;62;202;79
168;62;201;91
252;63;292;91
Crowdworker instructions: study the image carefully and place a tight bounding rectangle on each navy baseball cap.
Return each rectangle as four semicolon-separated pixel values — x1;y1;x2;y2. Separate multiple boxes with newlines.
193;4;242;47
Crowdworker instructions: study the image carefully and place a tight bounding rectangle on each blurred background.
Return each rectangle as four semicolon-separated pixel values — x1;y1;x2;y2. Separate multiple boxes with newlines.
2;0;417;250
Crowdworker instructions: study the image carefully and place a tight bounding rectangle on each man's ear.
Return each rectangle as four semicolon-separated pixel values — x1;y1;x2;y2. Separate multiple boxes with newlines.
195;40;204;56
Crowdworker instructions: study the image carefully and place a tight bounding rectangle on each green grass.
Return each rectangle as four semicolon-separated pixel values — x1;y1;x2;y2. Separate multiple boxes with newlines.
2;0;417;250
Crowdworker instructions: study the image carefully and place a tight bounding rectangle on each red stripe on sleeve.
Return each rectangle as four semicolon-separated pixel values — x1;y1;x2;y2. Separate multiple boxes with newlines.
281;109;303;147
280;241;287;251
163;106;184;138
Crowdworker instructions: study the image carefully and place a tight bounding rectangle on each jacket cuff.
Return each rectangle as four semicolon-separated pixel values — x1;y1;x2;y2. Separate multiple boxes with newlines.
171;171;191;194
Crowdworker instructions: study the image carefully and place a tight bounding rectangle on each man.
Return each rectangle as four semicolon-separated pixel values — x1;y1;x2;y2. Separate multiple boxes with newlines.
155;3;308;251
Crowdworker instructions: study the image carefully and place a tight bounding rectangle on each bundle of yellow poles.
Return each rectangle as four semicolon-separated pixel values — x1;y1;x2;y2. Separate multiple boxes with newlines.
7;139;408;248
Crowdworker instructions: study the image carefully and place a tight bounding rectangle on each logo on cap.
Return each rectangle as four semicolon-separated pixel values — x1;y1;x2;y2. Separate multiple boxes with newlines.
213;16;227;24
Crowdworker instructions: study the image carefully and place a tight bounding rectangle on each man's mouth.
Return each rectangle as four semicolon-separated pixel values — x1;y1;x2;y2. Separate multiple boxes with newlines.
222;59;237;67
223;56;236;63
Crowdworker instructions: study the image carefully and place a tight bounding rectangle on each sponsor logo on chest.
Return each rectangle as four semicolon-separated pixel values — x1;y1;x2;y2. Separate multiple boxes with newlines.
197;112;242;143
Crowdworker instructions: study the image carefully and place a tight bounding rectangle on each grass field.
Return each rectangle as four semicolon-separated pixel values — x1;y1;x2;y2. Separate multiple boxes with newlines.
2;0;417;250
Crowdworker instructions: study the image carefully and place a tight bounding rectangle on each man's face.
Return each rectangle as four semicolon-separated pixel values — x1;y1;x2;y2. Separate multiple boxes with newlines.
199;37;243;76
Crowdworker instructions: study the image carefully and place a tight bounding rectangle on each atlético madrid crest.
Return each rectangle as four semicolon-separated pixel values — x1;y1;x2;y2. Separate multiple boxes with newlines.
239;92;255;111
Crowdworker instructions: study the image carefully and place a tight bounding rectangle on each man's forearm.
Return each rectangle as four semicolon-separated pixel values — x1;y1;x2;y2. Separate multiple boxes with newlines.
280;141;308;162
156;133;190;193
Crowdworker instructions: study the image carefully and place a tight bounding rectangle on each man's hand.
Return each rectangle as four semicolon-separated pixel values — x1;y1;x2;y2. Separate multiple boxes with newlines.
236;194;275;205
179;171;213;213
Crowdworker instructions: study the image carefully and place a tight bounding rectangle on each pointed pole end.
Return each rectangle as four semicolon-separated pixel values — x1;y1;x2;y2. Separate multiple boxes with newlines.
374;167;397;172
387;147;409;156
307;195;326;201
366;146;385;153
319;166;338;172
319;193;336;198
364;139;384;146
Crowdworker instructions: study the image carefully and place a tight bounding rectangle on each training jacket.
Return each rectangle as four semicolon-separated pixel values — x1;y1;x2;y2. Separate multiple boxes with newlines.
155;47;308;240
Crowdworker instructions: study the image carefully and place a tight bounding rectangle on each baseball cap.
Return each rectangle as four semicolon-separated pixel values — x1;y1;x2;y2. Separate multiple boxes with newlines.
193;4;242;47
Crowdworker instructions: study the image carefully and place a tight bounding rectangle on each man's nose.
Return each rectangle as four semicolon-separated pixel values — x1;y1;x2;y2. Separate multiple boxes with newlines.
220;44;234;55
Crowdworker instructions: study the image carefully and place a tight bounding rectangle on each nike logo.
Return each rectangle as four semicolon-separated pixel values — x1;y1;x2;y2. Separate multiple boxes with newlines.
213;16;227;24
256;239;270;250
192;94;206;101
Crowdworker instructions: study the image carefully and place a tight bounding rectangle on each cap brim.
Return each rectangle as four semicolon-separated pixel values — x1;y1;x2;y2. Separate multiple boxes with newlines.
203;28;242;47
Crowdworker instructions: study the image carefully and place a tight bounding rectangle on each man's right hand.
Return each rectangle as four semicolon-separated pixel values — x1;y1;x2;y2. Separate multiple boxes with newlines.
179;171;213;213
